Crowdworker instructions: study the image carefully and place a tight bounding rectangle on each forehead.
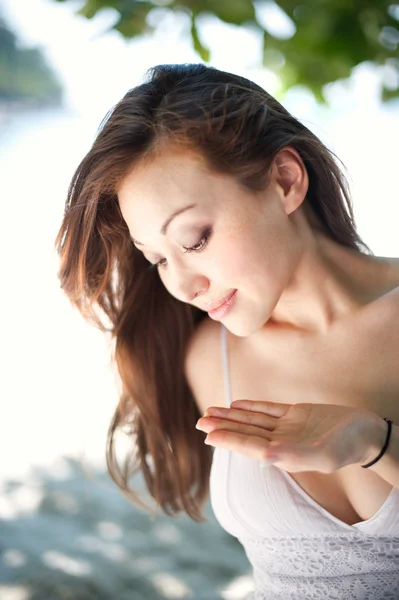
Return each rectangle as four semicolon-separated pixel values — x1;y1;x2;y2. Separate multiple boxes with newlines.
117;148;214;218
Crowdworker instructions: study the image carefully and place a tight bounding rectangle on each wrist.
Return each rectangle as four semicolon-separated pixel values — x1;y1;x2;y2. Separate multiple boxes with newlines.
357;410;388;467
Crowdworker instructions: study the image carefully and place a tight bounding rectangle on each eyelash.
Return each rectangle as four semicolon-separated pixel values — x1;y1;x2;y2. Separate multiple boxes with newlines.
148;228;212;270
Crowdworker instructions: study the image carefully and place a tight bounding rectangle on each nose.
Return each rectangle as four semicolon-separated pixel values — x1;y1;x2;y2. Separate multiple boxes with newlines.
164;261;209;305
180;275;209;305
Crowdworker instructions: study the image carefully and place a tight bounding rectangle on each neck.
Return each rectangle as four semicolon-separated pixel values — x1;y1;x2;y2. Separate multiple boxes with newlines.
269;233;398;335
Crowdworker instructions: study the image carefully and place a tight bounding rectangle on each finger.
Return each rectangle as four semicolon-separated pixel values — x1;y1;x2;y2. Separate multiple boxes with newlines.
200;407;277;430
205;429;277;461
197;417;273;440
230;399;292;417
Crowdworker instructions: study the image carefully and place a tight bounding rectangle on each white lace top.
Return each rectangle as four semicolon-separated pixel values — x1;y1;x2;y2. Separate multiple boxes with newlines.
209;324;399;599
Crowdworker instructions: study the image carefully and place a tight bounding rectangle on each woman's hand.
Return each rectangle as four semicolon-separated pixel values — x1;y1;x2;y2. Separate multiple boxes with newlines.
196;400;385;473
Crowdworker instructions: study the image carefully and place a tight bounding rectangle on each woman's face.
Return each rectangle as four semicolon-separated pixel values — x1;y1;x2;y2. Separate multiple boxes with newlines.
117;147;307;337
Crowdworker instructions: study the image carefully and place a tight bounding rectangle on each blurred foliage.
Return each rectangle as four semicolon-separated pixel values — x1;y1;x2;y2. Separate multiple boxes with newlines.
0;16;63;104
52;0;399;102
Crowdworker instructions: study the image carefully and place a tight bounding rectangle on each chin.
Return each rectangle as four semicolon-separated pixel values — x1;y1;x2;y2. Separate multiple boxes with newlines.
223;316;264;338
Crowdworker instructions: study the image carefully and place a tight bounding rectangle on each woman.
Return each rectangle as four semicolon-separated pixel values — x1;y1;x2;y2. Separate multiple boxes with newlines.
55;63;399;598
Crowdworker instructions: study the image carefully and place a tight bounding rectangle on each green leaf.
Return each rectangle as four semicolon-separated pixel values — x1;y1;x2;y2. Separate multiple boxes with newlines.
211;0;255;26
191;15;210;62
114;2;155;38
381;85;399;101
48;0;399;103
77;0;101;19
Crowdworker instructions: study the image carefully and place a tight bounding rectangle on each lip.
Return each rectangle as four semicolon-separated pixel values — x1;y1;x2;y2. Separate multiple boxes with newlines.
207;290;237;320
204;290;237;312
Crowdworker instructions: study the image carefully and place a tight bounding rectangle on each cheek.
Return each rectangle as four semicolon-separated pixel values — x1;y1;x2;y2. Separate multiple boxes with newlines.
210;251;241;280
226;237;274;282
231;234;292;294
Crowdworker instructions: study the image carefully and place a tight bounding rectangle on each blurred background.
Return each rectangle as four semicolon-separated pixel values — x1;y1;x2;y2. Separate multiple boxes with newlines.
0;1;398;599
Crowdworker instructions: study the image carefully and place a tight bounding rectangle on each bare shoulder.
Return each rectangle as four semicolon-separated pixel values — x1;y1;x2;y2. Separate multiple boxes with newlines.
386;284;399;317
367;273;399;330
184;317;226;414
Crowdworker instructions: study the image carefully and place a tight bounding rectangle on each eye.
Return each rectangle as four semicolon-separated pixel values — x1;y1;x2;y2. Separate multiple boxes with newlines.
182;227;212;254
148;258;167;270
147;228;212;270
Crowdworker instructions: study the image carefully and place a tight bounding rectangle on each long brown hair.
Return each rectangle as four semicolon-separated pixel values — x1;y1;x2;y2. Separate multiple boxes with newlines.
54;63;371;522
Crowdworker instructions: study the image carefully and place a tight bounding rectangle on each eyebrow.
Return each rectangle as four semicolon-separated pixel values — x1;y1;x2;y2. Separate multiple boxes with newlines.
130;203;197;246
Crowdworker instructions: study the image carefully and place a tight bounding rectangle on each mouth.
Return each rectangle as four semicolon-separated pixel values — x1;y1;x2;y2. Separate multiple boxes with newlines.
207;290;237;320
203;290;236;312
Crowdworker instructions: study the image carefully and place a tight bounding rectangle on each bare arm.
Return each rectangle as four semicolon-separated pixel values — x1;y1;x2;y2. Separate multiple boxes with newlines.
184;317;225;416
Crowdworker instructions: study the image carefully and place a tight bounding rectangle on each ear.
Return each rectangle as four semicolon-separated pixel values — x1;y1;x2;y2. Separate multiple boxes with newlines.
271;147;309;215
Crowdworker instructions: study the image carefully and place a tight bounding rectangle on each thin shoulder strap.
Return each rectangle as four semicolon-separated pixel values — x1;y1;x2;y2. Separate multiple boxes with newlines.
220;323;233;407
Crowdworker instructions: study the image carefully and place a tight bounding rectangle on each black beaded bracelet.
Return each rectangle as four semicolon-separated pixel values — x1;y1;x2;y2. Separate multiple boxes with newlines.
361;418;392;469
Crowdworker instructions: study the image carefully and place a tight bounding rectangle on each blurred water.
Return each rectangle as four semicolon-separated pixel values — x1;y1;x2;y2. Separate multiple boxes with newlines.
0;457;253;600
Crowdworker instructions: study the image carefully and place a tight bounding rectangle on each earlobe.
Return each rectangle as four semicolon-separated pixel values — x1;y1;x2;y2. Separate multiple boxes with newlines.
273;147;309;215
